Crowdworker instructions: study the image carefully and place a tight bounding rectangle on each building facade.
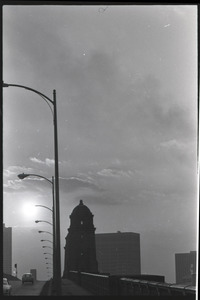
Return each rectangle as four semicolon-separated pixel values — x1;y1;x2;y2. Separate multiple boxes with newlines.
3;223;12;275
63;200;98;277
175;251;197;285
95;231;141;275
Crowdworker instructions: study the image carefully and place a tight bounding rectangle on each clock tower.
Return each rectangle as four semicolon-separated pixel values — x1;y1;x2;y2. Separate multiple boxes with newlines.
63;200;98;277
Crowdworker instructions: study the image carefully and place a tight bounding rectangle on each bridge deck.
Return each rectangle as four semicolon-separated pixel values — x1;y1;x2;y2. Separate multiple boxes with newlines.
61;278;93;296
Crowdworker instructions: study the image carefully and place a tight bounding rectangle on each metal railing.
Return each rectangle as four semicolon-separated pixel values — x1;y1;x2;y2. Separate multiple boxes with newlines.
68;271;196;296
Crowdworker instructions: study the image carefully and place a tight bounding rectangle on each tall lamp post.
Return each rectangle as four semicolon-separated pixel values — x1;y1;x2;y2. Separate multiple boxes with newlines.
4;82;61;295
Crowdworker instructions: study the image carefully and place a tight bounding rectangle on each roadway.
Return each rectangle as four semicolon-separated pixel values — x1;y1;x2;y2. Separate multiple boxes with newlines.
9;279;92;296
9;280;46;296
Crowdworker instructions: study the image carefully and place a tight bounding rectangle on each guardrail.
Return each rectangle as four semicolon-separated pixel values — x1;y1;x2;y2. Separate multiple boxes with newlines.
68;271;109;295
68;271;196;296
119;278;196;296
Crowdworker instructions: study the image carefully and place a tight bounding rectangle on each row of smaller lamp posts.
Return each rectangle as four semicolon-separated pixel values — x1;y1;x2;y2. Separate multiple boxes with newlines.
18;173;56;283
39;227;53;279
35;210;54;279
44;249;53;277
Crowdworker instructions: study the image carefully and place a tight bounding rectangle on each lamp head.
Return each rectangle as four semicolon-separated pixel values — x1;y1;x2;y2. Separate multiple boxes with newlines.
18;173;29;180
2;82;9;87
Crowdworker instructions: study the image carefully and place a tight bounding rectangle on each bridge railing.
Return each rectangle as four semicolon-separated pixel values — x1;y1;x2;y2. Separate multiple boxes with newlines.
119;278;196;296
68;271;196;296
68;271;110;295
81;272;110;295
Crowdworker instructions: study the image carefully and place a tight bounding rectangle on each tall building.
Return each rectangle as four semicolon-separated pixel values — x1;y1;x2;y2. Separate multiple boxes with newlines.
30;269;37;281
175;251;197;285
95;231;141;275
3;223;12;275
63;200;98;277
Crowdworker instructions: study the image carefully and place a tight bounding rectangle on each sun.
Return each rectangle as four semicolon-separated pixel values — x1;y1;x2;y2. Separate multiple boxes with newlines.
21;202;37;219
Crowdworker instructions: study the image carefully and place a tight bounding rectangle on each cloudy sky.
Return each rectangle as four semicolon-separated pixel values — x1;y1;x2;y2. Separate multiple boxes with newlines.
3;4;198;282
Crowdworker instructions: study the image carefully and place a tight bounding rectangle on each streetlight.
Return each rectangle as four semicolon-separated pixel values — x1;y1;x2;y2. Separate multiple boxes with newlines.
35;201;56;290
3;82;61;295
35;220;53;226
44;252;53;256
18;173;55;286
35;204;53;213
39;230;53;236
46;266;53;273
35;205;54;249
42;245;53;250
18;173;56;254
18;173;53;185
41;239;53;244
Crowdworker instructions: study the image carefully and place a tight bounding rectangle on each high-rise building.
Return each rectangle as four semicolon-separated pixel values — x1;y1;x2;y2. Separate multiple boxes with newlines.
95;231;141;275
175;251;197;285
63;200;98;277
30;269;37;281
3;223;12;275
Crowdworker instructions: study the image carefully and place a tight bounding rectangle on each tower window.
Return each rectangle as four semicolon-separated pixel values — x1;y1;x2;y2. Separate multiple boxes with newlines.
81;221;83;225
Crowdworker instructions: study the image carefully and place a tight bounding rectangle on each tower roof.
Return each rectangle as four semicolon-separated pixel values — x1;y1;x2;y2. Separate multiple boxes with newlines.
70;200;93;218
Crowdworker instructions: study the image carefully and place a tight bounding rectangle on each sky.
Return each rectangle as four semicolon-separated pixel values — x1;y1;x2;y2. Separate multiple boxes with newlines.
3;4;198;283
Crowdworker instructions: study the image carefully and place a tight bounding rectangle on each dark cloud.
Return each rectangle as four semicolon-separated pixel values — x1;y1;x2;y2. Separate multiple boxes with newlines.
73;194;119;206
59;176;103;194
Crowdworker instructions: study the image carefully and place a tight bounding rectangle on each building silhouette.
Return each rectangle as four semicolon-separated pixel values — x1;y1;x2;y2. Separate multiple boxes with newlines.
63;200;98;277
30;269;37;281
3;223;12;275
95;231;141;275
175;251;197;285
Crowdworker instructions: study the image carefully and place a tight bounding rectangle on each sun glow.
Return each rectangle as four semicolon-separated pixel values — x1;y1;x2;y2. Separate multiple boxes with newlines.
21;202;37;219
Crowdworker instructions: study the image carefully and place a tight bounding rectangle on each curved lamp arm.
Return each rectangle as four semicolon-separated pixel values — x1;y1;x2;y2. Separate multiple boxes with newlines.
35;220;53;226
2;82;53;104
35;205;53;212
38;230;53;236
18;173;53;185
